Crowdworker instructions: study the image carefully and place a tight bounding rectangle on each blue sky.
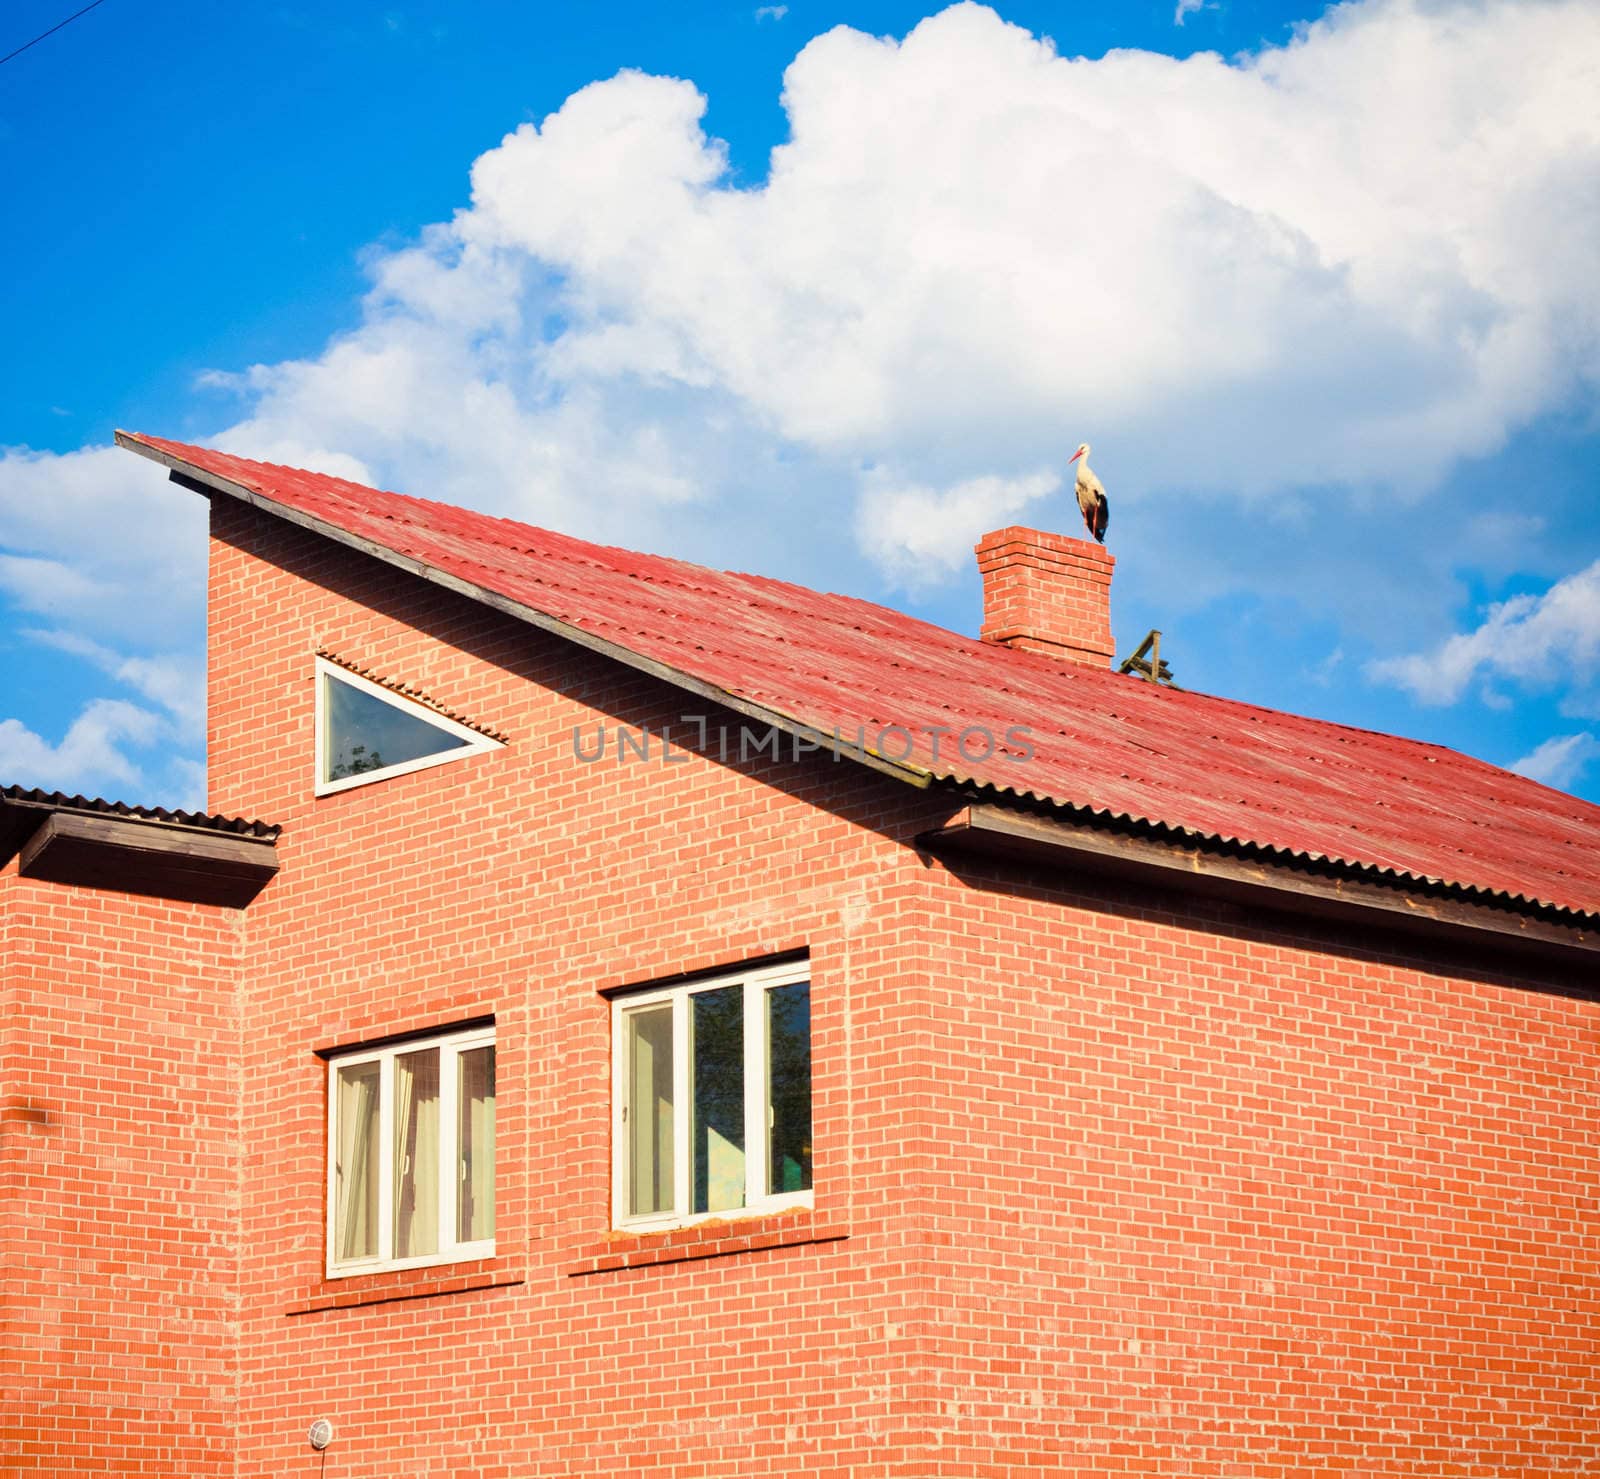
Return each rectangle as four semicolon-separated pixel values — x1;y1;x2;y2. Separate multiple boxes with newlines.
2;0;1598;811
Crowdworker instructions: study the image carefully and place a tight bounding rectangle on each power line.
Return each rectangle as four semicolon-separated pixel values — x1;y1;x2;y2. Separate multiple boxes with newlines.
0;0;110;70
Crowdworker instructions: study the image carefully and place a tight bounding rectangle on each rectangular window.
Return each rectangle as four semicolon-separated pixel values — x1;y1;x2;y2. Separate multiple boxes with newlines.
612;960;811;1230
326;1024;495;1276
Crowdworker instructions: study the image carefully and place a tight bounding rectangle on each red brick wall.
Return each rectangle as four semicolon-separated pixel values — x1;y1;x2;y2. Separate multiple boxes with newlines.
909;856;1600;1474
0;870;242;1476
26;493;1593;1475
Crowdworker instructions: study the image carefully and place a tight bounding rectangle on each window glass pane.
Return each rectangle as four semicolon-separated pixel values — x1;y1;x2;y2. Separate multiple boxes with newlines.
692;986;745;1214
626;1005;675;1217
334;1060;380;1263
457;1046;495;1244
323;673;469;783
393;1047;440;1259
767;981;812;1196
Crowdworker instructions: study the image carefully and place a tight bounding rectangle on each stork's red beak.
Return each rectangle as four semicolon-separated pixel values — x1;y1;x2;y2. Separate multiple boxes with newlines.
1068;448;1084;463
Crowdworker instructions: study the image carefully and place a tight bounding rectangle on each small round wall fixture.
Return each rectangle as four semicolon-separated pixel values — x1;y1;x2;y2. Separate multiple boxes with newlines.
309;1419;334;1451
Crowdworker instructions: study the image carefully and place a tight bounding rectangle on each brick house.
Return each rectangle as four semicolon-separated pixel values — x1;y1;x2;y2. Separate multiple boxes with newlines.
5;430;1600;1477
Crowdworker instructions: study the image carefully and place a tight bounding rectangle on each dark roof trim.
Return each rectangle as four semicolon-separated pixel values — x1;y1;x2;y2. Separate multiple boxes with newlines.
921;802;1600;966
118;431;928;792
1;788;280;908
949;774;1597;924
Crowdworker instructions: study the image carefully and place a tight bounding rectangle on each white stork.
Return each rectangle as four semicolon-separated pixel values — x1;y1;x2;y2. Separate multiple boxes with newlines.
1068;443;1108;544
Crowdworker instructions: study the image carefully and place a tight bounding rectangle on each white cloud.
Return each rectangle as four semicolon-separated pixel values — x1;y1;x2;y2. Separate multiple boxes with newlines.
0;445;206;643
1308;646;1345;687
1368;559;1600;704
449;0;1600;498
0;699;164;797
21;629;205;739
1173;0;1207;25
163;755;208;813
1510;732;1599;792
755;4;788;20
0;553;107;616
142;0;1599;580
0;448;211;803
856;468;1059;585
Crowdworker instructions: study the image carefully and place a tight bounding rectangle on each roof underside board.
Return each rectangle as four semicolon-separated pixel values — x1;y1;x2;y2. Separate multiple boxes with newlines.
116;431;1600;924
0;786;280;907
923;803;1600;966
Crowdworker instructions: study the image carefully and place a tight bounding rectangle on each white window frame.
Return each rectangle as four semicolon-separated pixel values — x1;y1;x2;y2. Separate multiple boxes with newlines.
611;959;812;1232
324;1023;496;1278
314;656;502;797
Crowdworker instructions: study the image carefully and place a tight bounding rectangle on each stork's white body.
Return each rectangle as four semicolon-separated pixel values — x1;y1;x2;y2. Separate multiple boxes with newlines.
1069;443;1109;544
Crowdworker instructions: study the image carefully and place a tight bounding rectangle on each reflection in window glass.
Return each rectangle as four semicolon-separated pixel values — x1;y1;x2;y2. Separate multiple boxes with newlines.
627;1005;675;1218
323;672;469;783
458;1046;496;1243
692;987;745;1214
613;965;812;1229
767;982;812;1196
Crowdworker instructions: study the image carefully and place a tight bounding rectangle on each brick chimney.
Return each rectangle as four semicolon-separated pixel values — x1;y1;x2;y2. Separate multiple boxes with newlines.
976;526;1115;667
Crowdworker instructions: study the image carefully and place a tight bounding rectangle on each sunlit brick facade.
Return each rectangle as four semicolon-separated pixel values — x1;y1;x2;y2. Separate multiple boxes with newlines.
5;461;1600;1477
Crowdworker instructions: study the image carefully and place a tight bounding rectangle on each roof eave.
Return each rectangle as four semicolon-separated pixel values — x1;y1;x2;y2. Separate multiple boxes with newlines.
948;775;1595;920
920;801;1600;968
1;794;279;908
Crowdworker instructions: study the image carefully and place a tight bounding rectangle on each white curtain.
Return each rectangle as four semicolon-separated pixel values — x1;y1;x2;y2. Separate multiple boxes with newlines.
394;1050;439;1258
335;1063;378;1262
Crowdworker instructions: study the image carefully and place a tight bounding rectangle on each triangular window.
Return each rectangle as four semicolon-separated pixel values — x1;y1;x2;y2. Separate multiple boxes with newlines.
315;658;502;796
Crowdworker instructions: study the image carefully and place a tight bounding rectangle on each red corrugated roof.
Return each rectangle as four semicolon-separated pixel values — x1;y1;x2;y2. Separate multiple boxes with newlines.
119;431;1600;920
